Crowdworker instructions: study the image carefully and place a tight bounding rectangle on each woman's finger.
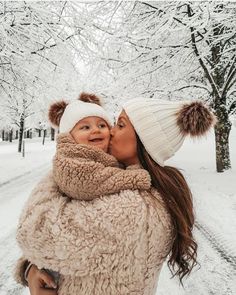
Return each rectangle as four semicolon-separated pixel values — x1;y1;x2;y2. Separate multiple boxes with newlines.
39;269;57;289
28;266;58;295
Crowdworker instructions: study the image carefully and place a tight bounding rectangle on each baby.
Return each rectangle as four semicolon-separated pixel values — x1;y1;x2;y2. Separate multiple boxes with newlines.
49;92;151;201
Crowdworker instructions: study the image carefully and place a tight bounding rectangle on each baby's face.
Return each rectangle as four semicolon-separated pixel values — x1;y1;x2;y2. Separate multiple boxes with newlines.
70;116;110;152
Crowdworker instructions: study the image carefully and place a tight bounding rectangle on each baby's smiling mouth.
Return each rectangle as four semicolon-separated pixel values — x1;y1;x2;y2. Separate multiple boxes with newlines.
89;138;104;143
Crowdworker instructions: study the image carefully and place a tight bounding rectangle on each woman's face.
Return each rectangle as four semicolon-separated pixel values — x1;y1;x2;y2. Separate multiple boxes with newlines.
110;110;139;166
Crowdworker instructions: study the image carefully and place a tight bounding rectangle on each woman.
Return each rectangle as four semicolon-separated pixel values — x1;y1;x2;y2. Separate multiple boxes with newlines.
15;97;216;295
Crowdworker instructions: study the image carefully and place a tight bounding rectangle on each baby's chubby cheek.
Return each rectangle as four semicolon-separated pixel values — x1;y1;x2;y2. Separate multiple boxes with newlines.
103;138;110;153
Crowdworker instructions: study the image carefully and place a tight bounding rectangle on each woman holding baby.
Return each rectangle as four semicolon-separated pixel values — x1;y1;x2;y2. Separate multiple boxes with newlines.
14;93;215;295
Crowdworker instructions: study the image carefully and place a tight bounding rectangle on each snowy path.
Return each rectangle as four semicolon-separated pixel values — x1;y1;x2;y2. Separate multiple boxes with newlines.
158;225;236;295
195;221;236;269
0;163;51;295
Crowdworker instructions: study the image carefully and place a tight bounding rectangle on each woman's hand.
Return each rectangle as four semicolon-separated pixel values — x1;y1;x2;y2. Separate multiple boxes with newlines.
27;265;58;295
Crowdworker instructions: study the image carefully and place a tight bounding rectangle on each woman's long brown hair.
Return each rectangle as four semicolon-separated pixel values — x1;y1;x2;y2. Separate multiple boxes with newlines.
136;135;198;284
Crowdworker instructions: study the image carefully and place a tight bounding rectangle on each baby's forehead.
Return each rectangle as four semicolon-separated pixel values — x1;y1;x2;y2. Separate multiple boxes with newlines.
78;116;107;124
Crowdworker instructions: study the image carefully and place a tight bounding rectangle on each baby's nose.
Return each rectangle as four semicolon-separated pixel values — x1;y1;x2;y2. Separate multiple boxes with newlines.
92;126;100;133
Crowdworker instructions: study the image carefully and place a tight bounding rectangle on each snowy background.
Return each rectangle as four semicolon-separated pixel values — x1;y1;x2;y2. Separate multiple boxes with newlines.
0;126;235;295
0;1;236;294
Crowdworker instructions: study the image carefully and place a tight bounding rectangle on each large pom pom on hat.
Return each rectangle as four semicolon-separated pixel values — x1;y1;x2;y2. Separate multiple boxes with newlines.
48;100;68;127
176;101;217;137
48;92;112;134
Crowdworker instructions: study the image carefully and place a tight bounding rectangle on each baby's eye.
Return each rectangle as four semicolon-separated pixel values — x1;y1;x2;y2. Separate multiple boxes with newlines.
80;125;90;130
99;123;107;128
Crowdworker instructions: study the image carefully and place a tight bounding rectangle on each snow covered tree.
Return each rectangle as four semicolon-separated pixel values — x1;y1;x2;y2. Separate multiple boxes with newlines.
0;1;86;151
85;1;235;172
1;1;234;171
185;2;235;172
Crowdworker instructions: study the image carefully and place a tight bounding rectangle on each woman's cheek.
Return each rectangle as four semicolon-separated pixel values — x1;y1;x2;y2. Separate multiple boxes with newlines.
110;146;119;159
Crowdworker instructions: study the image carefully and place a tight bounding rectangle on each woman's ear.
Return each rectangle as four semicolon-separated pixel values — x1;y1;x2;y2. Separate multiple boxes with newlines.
48;100;68;127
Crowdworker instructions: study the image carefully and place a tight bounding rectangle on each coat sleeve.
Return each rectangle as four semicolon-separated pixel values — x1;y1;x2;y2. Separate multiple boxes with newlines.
53;146;151;200
16;175;148;278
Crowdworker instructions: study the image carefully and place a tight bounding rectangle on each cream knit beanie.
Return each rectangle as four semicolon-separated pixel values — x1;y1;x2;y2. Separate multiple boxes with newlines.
123;98;216;166
59;100;111;133
48;93;112;133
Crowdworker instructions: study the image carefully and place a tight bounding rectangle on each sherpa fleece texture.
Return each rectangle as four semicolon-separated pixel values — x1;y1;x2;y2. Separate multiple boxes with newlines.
53;133;151;200
15;170;173;295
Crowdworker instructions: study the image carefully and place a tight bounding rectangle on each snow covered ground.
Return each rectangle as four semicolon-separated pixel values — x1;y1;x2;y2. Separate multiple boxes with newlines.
0;137;56;295
0;128;235;295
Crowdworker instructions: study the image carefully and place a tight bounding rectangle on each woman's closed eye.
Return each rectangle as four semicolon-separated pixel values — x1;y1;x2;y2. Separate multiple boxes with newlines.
117;121;125;129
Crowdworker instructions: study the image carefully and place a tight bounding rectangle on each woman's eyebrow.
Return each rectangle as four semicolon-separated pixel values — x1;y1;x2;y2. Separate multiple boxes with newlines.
118;116;126;121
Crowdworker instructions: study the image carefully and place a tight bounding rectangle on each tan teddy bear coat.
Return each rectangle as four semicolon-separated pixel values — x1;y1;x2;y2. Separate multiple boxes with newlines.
15;135;173;295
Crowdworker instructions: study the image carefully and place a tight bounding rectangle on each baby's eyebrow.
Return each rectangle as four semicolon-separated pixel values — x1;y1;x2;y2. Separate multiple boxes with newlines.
79;122;90;125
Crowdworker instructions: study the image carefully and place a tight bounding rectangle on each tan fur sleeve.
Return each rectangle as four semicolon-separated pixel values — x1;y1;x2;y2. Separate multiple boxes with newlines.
13;257;29;286
53;135;151;200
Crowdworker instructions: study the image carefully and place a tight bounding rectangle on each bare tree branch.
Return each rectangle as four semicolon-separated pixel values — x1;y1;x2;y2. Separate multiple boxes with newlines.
187;4;221;101
221;55;236;97
173;84;210;93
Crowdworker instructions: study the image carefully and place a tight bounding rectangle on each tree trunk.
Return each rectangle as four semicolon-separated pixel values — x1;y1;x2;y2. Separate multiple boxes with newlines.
42;130;46;145
38;129;42;137
9;129;13;142
18;115;25;153
51;127;55;141
214;105;232;172
22;140;25;157
2;130;5;141
15;130;19;140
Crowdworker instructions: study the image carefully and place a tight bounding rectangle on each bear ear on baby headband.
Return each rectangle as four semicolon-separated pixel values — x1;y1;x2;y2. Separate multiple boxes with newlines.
176;101;217;137
48;100;68;127
79;92;102;106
